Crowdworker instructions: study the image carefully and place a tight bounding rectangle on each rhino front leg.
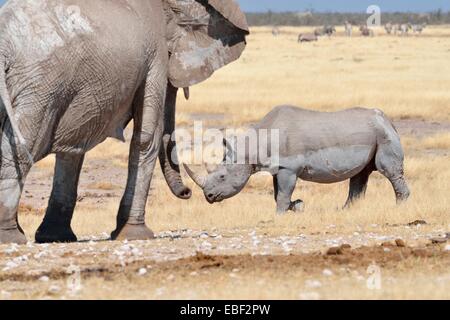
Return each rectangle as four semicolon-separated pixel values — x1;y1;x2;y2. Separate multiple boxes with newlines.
111;64;166;241
35;153;85;243
273;169;303;214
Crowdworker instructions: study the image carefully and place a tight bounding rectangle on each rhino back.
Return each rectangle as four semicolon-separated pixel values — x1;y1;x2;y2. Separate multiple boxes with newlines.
257;106;378;156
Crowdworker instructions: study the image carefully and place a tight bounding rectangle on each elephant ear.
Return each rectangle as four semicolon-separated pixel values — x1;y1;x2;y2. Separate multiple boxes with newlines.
164;0;249;88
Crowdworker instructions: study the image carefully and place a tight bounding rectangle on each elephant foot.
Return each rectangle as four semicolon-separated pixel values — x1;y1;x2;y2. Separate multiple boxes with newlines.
111;223;155;241
0;227;27;244
289;200;305;213
35;222;77;244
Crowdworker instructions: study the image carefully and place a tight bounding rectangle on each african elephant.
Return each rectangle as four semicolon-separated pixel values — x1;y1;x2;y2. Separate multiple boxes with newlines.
0;0;249;244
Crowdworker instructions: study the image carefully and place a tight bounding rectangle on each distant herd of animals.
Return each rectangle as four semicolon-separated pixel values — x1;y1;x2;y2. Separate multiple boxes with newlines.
271;22;428;43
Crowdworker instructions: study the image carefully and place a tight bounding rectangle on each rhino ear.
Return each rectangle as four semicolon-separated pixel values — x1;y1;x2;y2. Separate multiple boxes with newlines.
164;0;249;88
222;137;237;163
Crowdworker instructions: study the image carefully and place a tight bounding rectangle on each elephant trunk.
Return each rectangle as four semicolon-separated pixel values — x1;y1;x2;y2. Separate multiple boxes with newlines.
159;83;192;200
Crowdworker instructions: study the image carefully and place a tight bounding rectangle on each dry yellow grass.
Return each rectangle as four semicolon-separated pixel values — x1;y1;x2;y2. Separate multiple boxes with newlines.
177;26;450;125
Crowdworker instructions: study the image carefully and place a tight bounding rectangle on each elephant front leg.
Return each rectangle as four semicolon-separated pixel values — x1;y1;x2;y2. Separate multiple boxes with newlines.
111;73;166;241
274;170;303;214
35;153;85;243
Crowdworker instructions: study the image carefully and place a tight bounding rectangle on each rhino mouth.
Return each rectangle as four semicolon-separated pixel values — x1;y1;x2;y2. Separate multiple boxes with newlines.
205;193;224;204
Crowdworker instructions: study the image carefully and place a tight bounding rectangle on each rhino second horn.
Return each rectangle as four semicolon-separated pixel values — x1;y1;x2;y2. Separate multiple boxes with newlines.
183;164;206;188
183;87;190;100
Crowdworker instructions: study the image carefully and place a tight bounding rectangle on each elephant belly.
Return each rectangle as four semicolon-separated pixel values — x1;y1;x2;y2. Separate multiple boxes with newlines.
51;95;135;154
298;145;375;183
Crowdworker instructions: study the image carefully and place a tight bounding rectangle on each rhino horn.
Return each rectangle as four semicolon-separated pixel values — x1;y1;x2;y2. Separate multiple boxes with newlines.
183;164;206;189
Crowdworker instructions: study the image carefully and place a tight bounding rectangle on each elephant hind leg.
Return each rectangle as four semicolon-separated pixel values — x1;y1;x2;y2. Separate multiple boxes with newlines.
0;134;32;244
344;165;373;209
0;179;27;244
35;153;85;243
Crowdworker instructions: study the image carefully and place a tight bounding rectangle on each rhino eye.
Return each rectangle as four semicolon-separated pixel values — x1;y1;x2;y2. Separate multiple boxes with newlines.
219;175;225;180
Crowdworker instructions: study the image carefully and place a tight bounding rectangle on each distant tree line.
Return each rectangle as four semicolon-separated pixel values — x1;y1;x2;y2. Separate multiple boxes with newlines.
246;10;450;26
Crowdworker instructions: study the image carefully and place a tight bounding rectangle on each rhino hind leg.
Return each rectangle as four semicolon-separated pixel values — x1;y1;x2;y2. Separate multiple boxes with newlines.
344;165;373;209
35;153;85;243
375;138;411;203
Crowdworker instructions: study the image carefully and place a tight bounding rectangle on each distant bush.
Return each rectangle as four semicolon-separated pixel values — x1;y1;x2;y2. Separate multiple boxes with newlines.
246;10;450;26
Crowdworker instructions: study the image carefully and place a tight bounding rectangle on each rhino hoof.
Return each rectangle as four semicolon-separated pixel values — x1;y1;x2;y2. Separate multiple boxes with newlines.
0;228;27;245
111;224;155;241
290;200;305;213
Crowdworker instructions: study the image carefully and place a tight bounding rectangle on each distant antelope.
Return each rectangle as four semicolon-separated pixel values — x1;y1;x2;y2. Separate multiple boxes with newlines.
323;25;336;37
344;21;353;37
272;26;280;37
314;26;336;37
359;25;374;37
298;33;318;43
385;22;393;35
412;23;426;34
400;24;411;36
314;27;324;37
393;24;400;35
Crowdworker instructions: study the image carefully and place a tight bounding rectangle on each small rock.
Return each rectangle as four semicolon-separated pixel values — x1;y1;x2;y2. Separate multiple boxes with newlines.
167;274;175;281
48;285;61;294
138;268;147;276
39;276;50;282
322;269;333;276
431;237;447;244
395;239;406;247
444;244;450;251
4;244;19;254
199;232;209;239
326;247;343;255
305;280;322;288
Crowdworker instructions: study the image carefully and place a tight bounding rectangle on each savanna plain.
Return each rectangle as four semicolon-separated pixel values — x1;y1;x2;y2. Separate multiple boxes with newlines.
1;26;449;300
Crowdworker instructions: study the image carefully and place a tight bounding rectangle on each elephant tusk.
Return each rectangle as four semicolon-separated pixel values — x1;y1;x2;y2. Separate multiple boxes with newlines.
183;87;190;100
183;164;206;189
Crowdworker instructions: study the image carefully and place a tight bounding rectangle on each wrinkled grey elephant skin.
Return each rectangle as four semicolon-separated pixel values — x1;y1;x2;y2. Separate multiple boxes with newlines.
185;106;411;213
0;0;248;244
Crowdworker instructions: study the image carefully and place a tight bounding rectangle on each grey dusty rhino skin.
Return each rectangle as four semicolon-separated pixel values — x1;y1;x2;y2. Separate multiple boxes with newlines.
185;106;410;213
0;0;248;244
